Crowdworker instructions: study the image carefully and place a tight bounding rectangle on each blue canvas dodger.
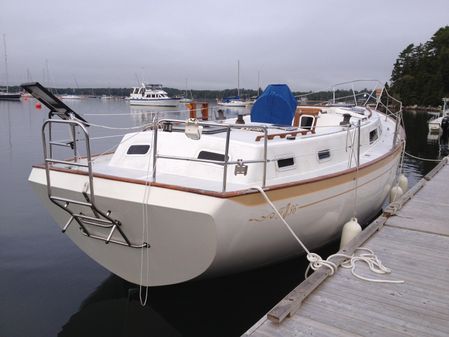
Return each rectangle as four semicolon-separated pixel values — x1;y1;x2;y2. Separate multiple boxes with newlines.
250;84;297;125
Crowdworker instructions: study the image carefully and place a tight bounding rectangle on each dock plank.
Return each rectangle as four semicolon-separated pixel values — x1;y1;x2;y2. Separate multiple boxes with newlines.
327;275;449;318
244;158;449;337
304;291;449;337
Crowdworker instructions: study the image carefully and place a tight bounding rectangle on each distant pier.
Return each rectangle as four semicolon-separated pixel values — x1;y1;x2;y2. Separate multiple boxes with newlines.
244;157;449;337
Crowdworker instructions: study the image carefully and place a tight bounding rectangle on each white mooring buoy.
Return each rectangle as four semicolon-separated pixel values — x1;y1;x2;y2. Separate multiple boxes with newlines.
389;185;404;203
398;174;409;192
340;217;362;249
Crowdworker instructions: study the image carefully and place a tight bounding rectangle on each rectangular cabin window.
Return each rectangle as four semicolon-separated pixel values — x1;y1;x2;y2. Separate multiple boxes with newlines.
198;151;228;163
127;145;150;155
318;149;331;161
277;157;295;168
369;129;378;144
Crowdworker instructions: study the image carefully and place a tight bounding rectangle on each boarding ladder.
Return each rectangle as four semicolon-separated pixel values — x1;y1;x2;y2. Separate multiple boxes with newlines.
23;82;147;248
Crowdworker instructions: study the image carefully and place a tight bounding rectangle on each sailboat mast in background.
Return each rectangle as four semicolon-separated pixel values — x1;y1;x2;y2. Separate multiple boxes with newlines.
0;34;21;101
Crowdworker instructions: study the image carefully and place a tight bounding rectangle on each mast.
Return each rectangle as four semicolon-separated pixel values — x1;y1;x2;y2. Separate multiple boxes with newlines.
3;34;9;92
237;60;240;97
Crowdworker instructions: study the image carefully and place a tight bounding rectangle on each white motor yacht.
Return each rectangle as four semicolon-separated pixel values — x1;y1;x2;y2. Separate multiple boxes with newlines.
129;83;179;107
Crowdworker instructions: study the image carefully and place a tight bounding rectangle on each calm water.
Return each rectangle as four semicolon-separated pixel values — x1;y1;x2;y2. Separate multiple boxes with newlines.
0;98;444;337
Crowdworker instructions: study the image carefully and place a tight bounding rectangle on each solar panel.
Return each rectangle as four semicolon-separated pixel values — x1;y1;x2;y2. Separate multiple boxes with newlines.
21;82;87;123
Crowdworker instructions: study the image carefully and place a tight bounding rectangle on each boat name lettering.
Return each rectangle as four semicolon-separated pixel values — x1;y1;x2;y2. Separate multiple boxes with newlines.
249;202;299;222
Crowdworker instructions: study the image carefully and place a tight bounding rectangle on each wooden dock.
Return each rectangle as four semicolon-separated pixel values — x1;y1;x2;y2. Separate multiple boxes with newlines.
244;157;449;337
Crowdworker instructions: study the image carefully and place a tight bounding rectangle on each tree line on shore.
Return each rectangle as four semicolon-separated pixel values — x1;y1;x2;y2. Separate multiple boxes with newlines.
9;84;371;104
390;26;449;107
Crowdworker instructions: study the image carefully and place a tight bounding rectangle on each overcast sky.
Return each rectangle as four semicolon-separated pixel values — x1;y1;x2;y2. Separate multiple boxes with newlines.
1;0;448;91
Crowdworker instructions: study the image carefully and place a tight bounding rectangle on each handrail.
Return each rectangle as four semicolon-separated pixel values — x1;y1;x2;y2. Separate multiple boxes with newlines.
152;118;269;192
297;80;404;149
42;118;94;202
41;118;142;248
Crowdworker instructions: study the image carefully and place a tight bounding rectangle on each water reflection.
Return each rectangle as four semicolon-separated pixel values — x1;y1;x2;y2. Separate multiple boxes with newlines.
440;134;449;157
7;102;12;156
59;276;182;337
215;106;249;118
129;105;189;125
58;241;340;337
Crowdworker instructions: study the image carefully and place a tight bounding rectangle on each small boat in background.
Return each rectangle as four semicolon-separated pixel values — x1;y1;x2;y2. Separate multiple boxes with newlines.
217;95;248;107
428;98;449;134
128;83;179;107
179;79;194;103
217;60;249;107
60;94;83;100
179;97;193;103
0;89;21;101
1;35;21;101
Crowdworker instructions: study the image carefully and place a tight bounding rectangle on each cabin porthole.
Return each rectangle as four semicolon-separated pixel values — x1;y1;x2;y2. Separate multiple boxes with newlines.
197;151;228;164
317;149;331;162
276;156;296;171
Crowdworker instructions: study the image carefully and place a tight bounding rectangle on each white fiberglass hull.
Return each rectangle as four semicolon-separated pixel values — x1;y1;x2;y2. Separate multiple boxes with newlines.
28;147;401;286
128;98;179;107
217;100;247;107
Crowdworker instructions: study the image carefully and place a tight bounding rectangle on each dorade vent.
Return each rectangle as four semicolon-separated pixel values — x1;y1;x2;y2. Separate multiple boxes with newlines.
369;129;378;144
127;145;150;155
318;149;331;161
277;157;295;168
198;151;228;163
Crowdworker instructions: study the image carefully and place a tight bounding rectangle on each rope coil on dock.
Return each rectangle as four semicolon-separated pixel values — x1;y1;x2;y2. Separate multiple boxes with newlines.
253;186;404;284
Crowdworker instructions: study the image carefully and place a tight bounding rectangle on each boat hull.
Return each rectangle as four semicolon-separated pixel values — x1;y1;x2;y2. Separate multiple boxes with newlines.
0;92;21;101
428;117;442;133
28;145;401;286
217;101;247;107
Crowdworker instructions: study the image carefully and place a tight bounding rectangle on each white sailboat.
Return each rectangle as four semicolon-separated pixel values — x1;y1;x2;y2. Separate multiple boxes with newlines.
24;80;405;287
0;34;21;101
60;77;84;100
217;60;248;107
179;79;193;103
